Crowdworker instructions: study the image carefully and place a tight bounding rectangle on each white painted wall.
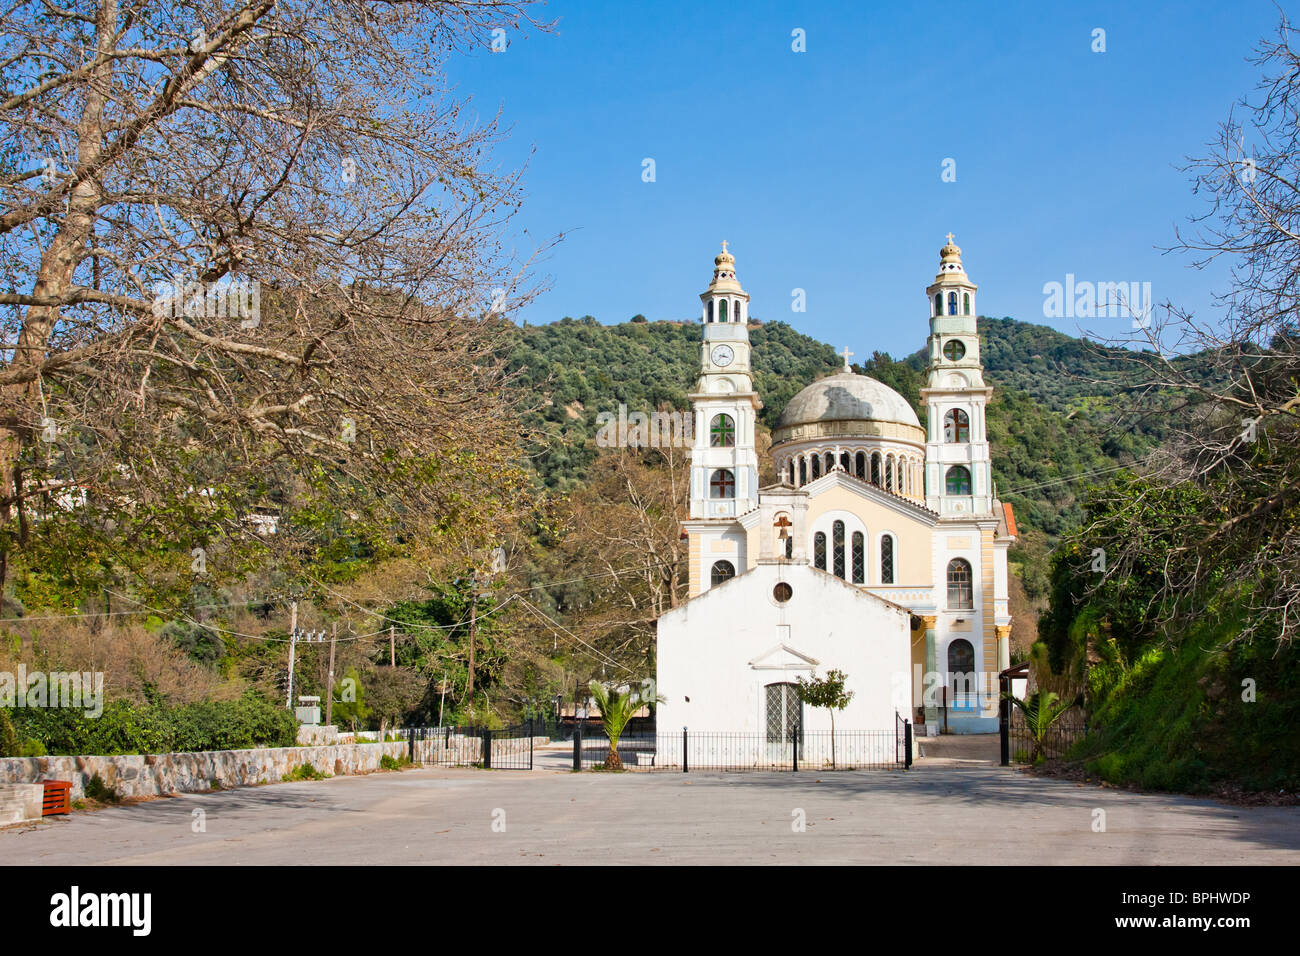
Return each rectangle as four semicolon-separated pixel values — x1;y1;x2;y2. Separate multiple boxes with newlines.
656;563;912;735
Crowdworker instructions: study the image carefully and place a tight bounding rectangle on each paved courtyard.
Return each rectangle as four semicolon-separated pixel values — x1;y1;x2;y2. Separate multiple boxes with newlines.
4;738;1298;865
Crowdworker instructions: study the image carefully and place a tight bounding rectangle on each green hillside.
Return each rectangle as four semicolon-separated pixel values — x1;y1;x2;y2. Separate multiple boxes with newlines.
508;314;1160;543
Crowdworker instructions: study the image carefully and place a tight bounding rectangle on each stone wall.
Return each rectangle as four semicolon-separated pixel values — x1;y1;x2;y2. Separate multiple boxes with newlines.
0;738;452;801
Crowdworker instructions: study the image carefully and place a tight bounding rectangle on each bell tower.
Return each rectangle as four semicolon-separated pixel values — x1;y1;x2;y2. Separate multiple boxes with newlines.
921;234;994;516
688;241;761;520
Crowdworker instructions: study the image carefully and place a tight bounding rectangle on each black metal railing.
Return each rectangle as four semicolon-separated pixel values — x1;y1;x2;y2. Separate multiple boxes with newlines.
407;722;544;770
573;728;905;772
1007;711;1087;764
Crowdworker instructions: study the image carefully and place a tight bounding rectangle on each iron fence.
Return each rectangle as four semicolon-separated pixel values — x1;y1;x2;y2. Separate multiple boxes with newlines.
575;727;906;772
408;723;543;770
1007;710;1087;764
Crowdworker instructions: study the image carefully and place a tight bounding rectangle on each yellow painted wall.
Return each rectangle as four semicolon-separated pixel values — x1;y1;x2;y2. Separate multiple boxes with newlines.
805;485;934;585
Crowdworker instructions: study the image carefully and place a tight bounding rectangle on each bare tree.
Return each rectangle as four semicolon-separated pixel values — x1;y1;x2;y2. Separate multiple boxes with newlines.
0;0;552;597
1080;13;1300;646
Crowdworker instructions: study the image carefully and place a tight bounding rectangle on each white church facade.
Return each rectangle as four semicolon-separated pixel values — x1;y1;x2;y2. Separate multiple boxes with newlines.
655;237;1018;740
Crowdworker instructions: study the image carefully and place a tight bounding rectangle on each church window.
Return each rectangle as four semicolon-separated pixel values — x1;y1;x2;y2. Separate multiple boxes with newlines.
943;339;965;361
811;456;821;480
773;582;792;603
871;453;881;485
824;452;834;473
719;299;728;322
832;520;846;578
706;300;714;323
765;683;803;744
733;299;741;322
947;558;973;609
934;293;942;317
799;458;807;485
785;534;793;559
788;461;796;485
885;456;895;492
943;408;970;443
840;451;851;472
710;414;736;447
963;292;971;315
881;534;895;584
709;468;735;499
945;465;971;496
948;291;958;315
851;532;865;583
813;532;826;570
711;560;735;587
855;452;866;480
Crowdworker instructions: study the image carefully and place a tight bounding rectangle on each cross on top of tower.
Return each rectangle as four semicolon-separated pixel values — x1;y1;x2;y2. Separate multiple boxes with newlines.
721;239;728;253
946;231;955;244
841;346;854;372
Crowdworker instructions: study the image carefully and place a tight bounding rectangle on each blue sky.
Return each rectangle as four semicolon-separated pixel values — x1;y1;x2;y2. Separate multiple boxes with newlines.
449;0;1290;358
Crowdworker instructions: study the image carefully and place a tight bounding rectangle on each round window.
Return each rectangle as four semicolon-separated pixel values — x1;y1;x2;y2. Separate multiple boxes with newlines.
773;582;793;603
943;339;966;361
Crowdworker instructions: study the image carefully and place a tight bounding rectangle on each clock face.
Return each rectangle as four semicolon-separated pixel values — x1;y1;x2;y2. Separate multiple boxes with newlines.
711;344;735;368
943;339;966;362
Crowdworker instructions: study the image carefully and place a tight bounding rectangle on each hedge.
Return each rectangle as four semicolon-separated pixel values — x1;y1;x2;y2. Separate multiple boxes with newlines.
0;691;297;756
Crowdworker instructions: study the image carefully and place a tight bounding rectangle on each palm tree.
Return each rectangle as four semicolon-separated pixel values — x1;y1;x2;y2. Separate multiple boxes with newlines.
588;680;664;770
1005;689;1076;761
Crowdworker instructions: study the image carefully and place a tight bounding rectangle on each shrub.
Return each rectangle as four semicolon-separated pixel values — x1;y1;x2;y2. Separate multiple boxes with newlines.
283;763;326;781
379;753;411;771
84;774;119;803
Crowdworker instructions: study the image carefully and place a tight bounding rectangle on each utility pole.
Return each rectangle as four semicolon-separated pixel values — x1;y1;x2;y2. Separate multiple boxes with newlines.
325;622;337;728
389;624;395;667
286;601;298;708
467;587;479;705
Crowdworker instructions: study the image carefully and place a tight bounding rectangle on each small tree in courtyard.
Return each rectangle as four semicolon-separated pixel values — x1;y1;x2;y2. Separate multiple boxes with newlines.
588;680;664;770
796;669;854;769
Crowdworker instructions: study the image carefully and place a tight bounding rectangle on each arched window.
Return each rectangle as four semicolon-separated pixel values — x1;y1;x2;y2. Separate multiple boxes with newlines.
787;460;796;485
765;682;803;744
832;520;846;578
733;299;741;323
945;465;971;496
870;453;881;486
719;299;728;322
880;534;895;584
854;451;866;480
851;531;865;583
709;468;735;499
948;291;958;315
885;455;895;492
947;558;973;609
948;639;976;707
934;293;942;317
710;414;736;447
824;452;834;473
706;300;714;323
799;458;807;486
813;532;827;571
943;408;969;443
711;560;735;587
963;292;971;315
840;451;851;473
811;456;821;480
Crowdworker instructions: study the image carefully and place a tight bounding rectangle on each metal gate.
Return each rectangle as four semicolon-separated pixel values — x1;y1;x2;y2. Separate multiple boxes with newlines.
410;724;537;770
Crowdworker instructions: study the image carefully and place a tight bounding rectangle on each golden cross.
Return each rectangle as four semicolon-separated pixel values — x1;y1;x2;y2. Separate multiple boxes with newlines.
945;232;955;244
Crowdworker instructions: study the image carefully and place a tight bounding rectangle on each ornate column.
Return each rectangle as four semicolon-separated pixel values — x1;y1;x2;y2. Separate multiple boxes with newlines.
922;614;939;725
995;624;1012;673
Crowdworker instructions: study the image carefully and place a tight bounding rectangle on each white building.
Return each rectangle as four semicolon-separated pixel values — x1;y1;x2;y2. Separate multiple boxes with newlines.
656;236;1018;741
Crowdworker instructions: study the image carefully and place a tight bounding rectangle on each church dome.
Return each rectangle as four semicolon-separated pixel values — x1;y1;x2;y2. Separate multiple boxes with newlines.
775;371;921;432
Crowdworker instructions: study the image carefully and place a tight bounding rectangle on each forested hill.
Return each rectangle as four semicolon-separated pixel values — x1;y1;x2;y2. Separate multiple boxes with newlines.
507;314;1163;547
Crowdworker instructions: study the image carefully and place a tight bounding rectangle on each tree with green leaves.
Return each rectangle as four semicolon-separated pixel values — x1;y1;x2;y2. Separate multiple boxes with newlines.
1005;689;1076;762
587;679;663;770
796;669;853;769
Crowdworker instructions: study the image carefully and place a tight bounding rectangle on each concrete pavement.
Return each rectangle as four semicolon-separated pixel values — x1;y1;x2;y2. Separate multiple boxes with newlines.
3;746;1296;865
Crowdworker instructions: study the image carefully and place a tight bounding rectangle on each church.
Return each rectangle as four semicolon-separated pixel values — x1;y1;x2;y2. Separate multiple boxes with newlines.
655;236;1017;742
